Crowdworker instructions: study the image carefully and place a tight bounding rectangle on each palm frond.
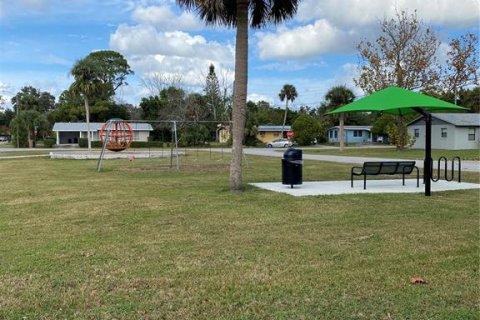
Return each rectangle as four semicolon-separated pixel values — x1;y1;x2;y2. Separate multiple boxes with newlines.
270;0;299;24
251;0;299;28
176;0;299;28
176;0;236;27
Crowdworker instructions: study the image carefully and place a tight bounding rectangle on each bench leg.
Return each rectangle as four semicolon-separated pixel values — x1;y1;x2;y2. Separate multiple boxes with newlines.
351;173;353;188
402;172;405;186
415;166;419;188
363;174;366;190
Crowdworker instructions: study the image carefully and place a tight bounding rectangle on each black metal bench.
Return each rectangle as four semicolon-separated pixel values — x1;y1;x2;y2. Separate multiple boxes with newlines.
351;161;419;189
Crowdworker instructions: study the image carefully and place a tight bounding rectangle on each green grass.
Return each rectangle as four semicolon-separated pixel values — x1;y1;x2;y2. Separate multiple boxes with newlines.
0;153;479;319
300;147;480;161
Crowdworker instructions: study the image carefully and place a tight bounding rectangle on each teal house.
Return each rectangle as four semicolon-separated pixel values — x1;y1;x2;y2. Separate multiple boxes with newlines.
328;126;373;144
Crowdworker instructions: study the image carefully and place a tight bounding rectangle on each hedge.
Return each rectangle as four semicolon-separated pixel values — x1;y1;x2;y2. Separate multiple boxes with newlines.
43;138;56;148
78;138;166;149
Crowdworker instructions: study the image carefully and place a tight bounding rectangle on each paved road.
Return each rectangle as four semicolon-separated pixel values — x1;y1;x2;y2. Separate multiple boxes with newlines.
241;148;480;173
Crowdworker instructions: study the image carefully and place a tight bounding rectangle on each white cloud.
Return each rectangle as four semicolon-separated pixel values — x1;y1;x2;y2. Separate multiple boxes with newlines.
257;19;358;60
0;81;12;107
110;24;233;63
132;5;201;31
0;73;70;109
247;93;274;104
110;23;234;89
297;0;480;28
256;0;479;61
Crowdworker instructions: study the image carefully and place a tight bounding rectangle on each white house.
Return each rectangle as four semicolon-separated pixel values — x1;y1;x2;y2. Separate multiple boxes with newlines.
52;122;153;145
407;113;480;150
328;126;373;144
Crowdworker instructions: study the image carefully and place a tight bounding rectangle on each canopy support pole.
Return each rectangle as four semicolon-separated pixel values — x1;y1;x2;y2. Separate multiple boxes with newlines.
413;108;431;196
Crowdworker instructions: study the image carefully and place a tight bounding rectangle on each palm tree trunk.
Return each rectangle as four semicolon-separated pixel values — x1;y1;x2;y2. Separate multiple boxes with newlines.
282;100;289;137
85;97;91;150
339;113;345;151
229;0;248;192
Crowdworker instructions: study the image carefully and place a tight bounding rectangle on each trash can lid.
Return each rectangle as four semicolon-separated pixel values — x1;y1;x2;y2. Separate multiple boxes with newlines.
283;147;302;159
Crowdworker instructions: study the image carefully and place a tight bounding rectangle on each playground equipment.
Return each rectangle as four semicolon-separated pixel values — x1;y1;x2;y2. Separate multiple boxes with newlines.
430;156;461;183
97;119;136;172
95;119;236;173
96;119;181;172
99;119;134;152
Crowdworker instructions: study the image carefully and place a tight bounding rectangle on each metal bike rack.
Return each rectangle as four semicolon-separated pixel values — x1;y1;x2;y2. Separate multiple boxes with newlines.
430;156;461;183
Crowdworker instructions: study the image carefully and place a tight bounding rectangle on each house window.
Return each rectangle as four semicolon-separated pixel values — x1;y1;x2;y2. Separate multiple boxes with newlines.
441;128;447;138
414;129;419;138
468;128;476;141
353;130;362;137
273;132;280;137
134;131;140;141
259;131;265;138
334;130;338;139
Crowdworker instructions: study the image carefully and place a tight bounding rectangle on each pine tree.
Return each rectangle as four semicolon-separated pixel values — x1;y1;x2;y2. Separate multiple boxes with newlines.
205;64;222;121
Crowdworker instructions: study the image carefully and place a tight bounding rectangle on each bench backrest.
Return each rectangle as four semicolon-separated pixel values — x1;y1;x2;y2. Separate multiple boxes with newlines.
362;161;416;175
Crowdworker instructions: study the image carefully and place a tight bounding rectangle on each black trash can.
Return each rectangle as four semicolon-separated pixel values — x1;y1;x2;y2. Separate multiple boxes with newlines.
282;148;303;188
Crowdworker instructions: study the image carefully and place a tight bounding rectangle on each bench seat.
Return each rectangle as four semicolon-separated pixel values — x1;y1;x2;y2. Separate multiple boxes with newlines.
351;161;419;189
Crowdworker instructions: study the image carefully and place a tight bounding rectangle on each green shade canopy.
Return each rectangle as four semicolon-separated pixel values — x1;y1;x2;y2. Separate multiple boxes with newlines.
326;86;468;197
327;86;467;115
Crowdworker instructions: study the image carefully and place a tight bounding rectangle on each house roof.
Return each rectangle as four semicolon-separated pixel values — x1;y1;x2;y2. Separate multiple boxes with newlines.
257;125;291;132
407;113;480;127
328;126;372;131
53;122;153;132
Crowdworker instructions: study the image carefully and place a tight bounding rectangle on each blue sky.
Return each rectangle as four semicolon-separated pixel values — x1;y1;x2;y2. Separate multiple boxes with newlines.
1;0;479;109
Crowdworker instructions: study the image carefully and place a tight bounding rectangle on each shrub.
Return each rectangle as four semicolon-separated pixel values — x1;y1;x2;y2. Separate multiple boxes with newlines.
130;141;164;148
78;138;87;148
179;124;210;147
292;115;321;146
78;138;102;148
79;138;167;149
43;138;56;148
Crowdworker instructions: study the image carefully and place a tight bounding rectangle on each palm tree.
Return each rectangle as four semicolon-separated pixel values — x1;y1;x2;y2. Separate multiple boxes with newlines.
70;58;102;150
279;84;298;136
325;86;355;151
177;0;299;192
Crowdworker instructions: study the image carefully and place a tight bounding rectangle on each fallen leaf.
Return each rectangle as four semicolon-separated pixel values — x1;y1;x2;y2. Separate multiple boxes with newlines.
410;276;427;284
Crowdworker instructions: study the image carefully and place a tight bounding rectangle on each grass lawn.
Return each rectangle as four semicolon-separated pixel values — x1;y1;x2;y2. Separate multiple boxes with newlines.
0;153;479;319
300;147;480;161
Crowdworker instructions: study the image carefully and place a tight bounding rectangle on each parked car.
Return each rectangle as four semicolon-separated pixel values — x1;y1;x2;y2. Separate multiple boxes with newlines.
266;138;292;148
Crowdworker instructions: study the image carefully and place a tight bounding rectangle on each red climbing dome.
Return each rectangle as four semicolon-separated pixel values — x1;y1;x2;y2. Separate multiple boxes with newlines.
99;119;134;152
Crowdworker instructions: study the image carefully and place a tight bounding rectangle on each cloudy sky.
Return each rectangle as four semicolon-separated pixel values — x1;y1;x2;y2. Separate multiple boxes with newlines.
0;0;479;109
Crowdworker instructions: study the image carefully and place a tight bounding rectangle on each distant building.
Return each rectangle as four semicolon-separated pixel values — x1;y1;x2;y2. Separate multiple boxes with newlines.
52;122;153;145
328;126;373;144
256;125;291;143
407;113;480;150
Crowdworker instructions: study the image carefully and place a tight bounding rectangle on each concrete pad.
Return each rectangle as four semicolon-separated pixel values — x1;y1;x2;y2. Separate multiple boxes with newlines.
250;179;480;197
49;150;183;160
